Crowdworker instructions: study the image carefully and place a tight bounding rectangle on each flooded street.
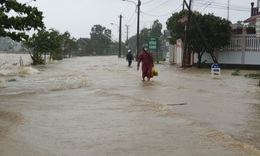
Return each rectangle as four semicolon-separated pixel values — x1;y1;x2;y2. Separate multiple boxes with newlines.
0;53;260;156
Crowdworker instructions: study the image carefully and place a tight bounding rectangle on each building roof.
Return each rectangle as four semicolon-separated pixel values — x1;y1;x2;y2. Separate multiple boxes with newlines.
244;14;260;23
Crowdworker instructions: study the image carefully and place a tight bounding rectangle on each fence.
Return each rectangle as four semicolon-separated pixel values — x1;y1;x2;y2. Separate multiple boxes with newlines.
222;34;260;52
195;30;260;65
245;35;260;51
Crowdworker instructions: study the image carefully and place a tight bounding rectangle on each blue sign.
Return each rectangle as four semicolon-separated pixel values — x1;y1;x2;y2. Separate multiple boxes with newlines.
211;64;220;68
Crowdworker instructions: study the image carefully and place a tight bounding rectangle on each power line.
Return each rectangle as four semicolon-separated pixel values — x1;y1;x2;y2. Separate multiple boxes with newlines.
195;4;249;12
126;11;136;25
142;0;155;5
144;0;173;13
141;4;182;17
194;1;250;11
195;0;249;8
121;3;136;17
200;0;215;13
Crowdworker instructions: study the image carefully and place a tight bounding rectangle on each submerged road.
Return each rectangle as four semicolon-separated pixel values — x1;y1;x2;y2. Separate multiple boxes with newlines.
0;55;259;155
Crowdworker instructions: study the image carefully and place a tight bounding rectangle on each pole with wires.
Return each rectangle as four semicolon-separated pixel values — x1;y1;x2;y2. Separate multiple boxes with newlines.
121;0;141;60
227;0;230;20
119;14;122;58
136;0;141;61
182;0;192;68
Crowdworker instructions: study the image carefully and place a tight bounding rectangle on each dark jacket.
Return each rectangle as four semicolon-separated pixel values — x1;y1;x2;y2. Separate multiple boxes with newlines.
126;52;133;61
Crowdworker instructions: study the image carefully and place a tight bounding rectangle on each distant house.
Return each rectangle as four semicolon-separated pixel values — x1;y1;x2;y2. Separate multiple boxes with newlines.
244;0;260;23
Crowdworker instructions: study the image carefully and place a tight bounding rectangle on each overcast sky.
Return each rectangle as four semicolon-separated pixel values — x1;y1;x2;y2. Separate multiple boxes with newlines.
19;0;254;41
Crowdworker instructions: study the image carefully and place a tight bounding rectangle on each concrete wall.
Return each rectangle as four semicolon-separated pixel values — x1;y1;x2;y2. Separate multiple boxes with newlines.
194;51;260;65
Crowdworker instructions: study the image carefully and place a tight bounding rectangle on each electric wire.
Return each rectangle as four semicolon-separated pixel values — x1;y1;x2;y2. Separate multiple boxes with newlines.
144;0;173;13
141;4;182;17
194;0;250;12
200;0;215;13
195;0;249;9
142;0;155;5
195;4;249;12
126;11;136;25
121;3;131;15
121;2;137;17
122;0;250;41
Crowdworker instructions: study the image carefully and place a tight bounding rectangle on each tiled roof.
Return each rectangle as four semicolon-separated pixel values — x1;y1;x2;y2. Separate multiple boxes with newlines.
244;14;260;23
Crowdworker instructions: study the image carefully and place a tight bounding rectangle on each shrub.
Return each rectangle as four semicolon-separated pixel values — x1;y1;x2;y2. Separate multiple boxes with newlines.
231;69;240;76
8;78;17;82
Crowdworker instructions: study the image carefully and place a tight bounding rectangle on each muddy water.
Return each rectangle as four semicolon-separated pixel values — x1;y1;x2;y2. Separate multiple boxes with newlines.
0;53;260;156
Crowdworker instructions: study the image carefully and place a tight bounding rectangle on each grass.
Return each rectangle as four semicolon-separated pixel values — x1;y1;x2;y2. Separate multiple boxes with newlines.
232;70;260;86
7;78;17;82
231;69;240;76
244;73;260;79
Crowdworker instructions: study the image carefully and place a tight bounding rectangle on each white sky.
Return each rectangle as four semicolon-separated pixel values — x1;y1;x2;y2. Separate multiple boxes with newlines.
18;0;255;41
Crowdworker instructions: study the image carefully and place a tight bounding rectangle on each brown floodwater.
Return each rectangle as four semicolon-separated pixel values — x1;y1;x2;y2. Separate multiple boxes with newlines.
0;53;260;156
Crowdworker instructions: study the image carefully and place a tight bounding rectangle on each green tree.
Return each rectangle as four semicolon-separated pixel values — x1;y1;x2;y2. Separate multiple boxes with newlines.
127;35;136;53
77;38;92;56
48;29;63;61
126;20;163;55
236;20;256;28
193;13;231;67
247;21;256;28
149;20;163;38
140;28;150;47
90;25;112;55
149;20;163;53
23;29;62;65
166;10;189;44
0;0;45;41
61;31;78;58
166;10;232;67
236;21;246;28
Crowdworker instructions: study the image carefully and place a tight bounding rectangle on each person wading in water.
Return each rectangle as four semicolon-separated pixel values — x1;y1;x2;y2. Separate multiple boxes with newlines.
137;44;154;81
126;50;134;67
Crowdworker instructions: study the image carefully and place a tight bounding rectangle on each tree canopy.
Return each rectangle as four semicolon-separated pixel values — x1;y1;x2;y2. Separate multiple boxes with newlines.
23;29;61;65
166;10;232;67
236;21;256;28
0;0;45;41
149;19;163;38
23;29;78;65
127;20;163;53
90;25;112;55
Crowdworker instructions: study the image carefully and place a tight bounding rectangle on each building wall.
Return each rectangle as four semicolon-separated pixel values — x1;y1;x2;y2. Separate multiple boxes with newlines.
194;50;260;65
245;51;260;64
169;29;260;67
193;29;260;66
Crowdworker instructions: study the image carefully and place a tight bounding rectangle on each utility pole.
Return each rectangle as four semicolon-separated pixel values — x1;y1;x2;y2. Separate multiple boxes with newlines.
182;0;192;68
227;0;230;20
125;25;129;48
125;25;130;57
119;14;122;58
182;0;218;65
136;0;141;61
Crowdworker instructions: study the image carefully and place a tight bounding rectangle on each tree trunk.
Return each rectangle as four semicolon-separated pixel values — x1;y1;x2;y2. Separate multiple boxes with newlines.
210;51;218;63
197;51;204;68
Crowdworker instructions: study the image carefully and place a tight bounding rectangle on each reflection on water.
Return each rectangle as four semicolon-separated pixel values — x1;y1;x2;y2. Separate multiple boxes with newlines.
0;54;260;155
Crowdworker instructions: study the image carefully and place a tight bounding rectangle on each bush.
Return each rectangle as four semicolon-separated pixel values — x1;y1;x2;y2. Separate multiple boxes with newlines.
244;73;260;79
160;58;166;62
231;69;240;76
8;78;17;82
